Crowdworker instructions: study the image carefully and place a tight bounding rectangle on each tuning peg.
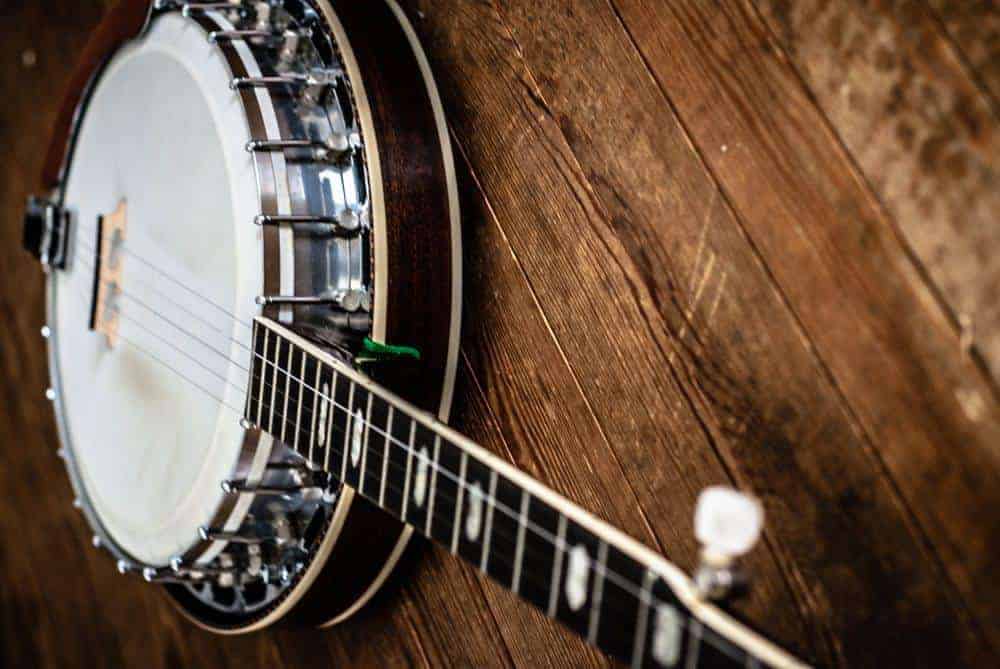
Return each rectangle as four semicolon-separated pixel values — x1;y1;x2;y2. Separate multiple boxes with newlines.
693;486;763;600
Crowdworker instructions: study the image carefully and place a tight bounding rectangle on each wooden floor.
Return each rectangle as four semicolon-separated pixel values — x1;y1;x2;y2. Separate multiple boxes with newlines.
1;1;997;667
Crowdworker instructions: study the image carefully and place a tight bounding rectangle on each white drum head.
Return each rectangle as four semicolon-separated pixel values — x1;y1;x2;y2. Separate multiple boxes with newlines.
53;14;263;565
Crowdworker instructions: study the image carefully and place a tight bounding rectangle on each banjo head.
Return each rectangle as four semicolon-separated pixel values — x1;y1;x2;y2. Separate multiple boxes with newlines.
44;0;460;632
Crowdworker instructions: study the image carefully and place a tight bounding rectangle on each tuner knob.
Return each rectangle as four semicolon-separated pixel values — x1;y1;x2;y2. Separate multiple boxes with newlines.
693;487;763;601
695;486;763;564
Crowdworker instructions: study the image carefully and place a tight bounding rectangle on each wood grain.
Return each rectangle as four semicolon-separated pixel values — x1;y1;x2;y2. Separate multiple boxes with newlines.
1;1;997;667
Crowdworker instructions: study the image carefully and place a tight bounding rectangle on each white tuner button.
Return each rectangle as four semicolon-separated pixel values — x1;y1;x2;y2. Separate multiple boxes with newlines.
694;486;763;563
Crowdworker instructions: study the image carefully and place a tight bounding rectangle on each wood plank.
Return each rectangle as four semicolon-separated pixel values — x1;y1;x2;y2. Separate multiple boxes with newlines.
926;0;1000;107
606;0;1000;654
401;0;997;665
753;0;1000;382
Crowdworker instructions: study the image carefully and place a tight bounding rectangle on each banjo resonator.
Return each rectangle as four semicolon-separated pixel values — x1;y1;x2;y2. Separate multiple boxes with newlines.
23;1;807;666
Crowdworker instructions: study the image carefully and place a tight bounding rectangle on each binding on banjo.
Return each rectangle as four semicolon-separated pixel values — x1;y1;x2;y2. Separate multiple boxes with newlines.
23;1;808;666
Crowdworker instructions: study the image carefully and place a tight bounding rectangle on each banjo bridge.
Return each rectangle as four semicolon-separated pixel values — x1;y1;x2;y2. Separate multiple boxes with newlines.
88;199;128;348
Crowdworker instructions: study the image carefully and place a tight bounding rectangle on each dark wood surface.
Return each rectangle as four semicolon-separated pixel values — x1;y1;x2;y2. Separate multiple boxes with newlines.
1;1;997;667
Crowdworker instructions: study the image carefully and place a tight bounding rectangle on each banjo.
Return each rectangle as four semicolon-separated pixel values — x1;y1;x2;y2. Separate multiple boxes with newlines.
23;0;807;666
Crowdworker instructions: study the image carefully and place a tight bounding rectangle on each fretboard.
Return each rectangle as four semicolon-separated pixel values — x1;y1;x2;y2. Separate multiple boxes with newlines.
245;317;805;669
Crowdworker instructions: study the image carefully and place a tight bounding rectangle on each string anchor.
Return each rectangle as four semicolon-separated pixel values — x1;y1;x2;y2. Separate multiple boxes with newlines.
692;486;763;601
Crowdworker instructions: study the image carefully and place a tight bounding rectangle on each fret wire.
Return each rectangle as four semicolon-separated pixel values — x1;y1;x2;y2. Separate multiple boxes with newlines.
340;382;355;482
588;540;609;645
308;360;321;463
379;406;394;508
359;393;374;495
281;344;293;444
293;352;306;452
268;336;281;434
479;469;498;573
247;344;754;667
450;451;468;555
547;514;568;618
425;436;441;537
631;569;656;669
255;328;268;426
511;490;530;595
323;370;338;471
401;419;416;519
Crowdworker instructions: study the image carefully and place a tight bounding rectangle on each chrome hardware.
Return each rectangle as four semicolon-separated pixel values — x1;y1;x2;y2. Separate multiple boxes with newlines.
255;289;369;312
41;325;51;339
45;388;56;401
208;29;275;43
239;417;255;430
143;566;201;584
246;136;350;162
91;535;103;549
230;74;310;90
221;479;303;496
72;498;82;510
253;213;363;235
23;196;70;270
181;1;244;16
199;526;266;544
116;559;141;575
693;487;763;601
170;556;238;577
56;448;66;460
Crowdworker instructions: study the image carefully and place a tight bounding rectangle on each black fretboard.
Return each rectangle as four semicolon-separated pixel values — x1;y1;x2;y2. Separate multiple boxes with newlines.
244;317;803;669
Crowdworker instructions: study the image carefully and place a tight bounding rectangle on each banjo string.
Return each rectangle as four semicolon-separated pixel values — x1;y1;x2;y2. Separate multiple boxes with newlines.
61;241;748;662
72;220;254;331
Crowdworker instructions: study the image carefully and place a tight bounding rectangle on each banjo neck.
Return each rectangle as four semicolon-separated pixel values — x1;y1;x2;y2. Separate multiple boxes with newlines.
245;317;805;669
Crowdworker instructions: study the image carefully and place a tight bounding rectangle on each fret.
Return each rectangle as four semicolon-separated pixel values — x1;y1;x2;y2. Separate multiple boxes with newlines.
266;331;281;435
449;451;468;554
307;357;322;464
547;514;567;618
399;419;416;519
424;436;442;537
587;540;609;644
479;469;498;573
631;570;657;669
517;493;560;614
363;395;390;497
426;434;458;545
552;516;603;639
378;406;394;507
292;350;307;452
342;384;369;490
511;489;530;595
636;577;688;668
339;380;355;481
383;410;413;517
403;422;436;529
322;367;338;470
483;472;520;587
594;542;647;663
279;344;297;444
455;453;493;566
357;393;374;495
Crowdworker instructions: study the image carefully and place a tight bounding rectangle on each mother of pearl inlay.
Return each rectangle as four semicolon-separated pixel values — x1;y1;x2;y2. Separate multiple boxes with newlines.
350;407;364;466
413;446;430;507
565;544;590;611
465;481;484;541
652;604;681;666
317;383;330;447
